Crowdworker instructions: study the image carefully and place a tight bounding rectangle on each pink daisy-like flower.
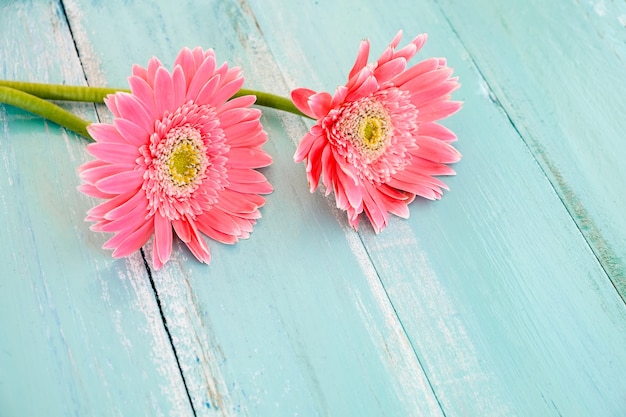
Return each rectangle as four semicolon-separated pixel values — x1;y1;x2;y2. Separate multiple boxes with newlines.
78;47;272;269
292;31;462;233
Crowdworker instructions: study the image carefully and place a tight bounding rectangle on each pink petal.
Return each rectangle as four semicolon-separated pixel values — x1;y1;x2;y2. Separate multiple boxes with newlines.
218;108;256;129
320;143;335;191
415;136;462;163
294;130;322;163
376;45;395;68
388;176;446;200
208;76;244;107
186;55;217;101
400;67;454;94
172;218;192;242
391;57;439;87
217;189;263;214
87;123;127;144
393;42;417;62
374;57;407;84
114;93;153;135
171;65;187;109
218;95;256;113
410;79;460;109
98;196;149;233
338;169;363;209
104;95;121;118
198;208;241;236
95;170;144;194
227;147;272;168
389;30;404;49
405;157;457;176
419;122;458;142
79;163;135;185
228;168;268;184
346;72;379;102
227;131;266;150
362;184;390;233
227;179;273;194
146;57;163;87
128;75;157;120
78;183;115;200
104;190;148;221
192;47;208;70
86;192;133;220
330;86;348;109
131;64;148;82
154;67;175;116
173;47;196;89
410;33;428;55
114;118;150;147
153;213;173;268
184;221;211;263
223;119;263;143
110;219;154;258
307;92;332;119
196;216;239;244
193;74;220;105
348;39;371;80
291;88;318;118
88;142;139;165
383;196;410;219
417;101;463;123
77;158;108;174
304;135;326;191
377;183;410;201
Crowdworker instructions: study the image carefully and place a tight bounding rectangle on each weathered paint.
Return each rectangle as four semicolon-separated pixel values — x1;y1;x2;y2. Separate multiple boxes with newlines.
1;0;625;416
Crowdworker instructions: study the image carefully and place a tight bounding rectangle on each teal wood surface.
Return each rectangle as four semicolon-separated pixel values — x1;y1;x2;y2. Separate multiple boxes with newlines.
1;0;625;417
436;0;626;298
0;1;192;416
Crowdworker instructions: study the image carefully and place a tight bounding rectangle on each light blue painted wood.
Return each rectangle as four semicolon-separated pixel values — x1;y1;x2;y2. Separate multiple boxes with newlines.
0;1;192;416
1;0;625;416
436;0;626;296
62;1;444;416
245;0;626;416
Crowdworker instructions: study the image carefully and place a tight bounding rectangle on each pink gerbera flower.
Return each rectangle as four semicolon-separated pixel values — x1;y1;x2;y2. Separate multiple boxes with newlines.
292;31;462;233
78;47;272;268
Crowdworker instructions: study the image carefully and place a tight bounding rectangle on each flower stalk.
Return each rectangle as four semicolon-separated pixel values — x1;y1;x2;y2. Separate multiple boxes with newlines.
0;81;312;129
0;85;93;139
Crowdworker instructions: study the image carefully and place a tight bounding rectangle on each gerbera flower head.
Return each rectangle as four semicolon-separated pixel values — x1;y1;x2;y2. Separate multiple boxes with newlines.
78;47;272;269
292;31;462;233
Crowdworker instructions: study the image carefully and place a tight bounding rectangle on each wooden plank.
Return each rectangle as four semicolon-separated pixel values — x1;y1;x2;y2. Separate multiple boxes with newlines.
63;0;445;416
436;0;626;296
0;1;192;415
244;0;626;416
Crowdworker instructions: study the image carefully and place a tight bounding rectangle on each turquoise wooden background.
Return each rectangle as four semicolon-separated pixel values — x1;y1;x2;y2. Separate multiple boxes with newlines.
1;0;625;416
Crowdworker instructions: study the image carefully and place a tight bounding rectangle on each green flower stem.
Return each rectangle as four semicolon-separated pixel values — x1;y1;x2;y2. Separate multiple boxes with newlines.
0;80;312;119
235;89;312;119
0;80;128;103
0;86;93;140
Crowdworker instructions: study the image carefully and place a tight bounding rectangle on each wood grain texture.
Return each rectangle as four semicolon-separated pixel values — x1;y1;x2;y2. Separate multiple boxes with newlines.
436;0;626;297
245;0;626;416
1;0;625;416
63;0;444;416
0;1;192;416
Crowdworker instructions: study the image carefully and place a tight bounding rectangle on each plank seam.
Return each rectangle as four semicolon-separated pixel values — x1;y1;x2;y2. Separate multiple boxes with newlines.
57;1;201;414
431;0;625;304
354;232;449;417
141;248;198;417
58;0;90;86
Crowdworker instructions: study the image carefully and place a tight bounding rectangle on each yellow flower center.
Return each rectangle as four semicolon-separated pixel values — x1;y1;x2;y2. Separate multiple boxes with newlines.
359;116;388;151
168;139;202;187
333;96;393;163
